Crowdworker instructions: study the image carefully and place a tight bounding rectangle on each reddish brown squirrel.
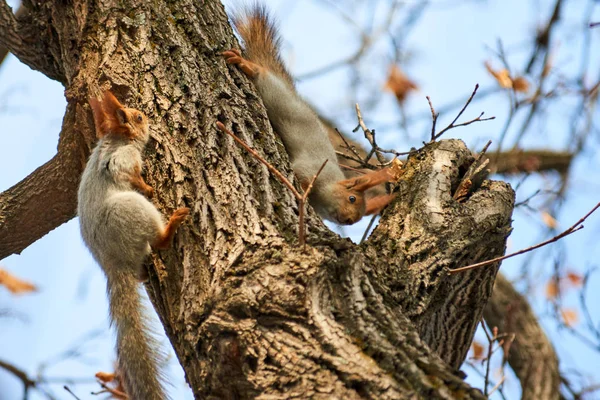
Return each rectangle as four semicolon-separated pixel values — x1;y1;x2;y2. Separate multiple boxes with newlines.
223;6;395;225
78;90;189;400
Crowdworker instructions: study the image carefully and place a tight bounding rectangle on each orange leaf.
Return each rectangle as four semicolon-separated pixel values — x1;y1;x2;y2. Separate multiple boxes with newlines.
545;280;559;299
471;341;485;360
512;76;530;93
561;308;579;327
485;62;512;89
566;271;583;287
541;211;558;229
384;65;418;104
0;268;37;295
95;371;116;383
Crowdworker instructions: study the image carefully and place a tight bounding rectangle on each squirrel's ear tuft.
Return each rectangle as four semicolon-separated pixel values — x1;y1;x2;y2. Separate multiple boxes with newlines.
116;108;129;125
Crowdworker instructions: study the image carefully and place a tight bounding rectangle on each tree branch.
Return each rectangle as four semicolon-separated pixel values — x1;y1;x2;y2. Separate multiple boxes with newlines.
365;140;515;368
0;103;88;260
484;274;562;399
449;201;600;274
0;1;64;82
0;4;25;66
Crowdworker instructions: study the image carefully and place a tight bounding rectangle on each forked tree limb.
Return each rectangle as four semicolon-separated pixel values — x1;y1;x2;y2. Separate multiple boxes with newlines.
0;1;521;398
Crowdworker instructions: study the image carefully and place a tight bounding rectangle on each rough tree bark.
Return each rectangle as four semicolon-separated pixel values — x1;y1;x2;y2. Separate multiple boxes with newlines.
0;1;517;398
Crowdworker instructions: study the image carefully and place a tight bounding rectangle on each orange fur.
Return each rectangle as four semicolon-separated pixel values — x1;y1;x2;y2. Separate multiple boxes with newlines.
129;164;154;199
339;168;394;192
89;91;141;139
153;208;191;249
232;5;294;87
365;194;396;216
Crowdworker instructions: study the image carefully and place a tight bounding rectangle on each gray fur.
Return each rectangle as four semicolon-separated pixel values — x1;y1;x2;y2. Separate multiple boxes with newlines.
254;72;347;222
78;131;169;400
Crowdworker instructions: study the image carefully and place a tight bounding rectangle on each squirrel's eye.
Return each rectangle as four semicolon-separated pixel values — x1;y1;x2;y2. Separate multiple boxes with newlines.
137;114;143;123
349;195;356;204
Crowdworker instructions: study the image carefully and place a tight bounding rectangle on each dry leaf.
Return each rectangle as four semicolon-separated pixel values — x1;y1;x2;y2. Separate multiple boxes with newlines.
561;308;579;327
96;371;116;383
541;211;558;229
545;280;559;299
384;65;418;104
566;271;583;287
485;62;512;89
512;76;530;93
485;62;530;93
471;341;485;360
96;370;128;399
454;179;472;202
0;268;37;295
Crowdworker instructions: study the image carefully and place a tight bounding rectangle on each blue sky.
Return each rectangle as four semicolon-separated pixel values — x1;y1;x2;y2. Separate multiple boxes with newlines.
1;0;599;399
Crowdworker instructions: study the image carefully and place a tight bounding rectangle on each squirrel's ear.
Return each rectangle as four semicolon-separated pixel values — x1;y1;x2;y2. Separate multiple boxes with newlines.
340;176;370;191
340;168;395;192
116;108;129;125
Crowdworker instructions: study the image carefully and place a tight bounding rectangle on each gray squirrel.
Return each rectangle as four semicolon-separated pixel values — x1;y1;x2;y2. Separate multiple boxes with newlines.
78;90;189;400
223;6;395;225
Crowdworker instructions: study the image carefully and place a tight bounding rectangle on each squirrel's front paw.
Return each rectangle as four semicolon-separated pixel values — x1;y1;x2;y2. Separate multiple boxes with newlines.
223;49;261;79
143;186;154;199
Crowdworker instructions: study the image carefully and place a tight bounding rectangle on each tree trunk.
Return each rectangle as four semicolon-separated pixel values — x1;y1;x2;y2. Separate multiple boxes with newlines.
0;1;515;398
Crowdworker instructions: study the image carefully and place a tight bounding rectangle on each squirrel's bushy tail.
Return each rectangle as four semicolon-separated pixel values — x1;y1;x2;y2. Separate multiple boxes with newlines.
233;4;294;86
107;269;167;400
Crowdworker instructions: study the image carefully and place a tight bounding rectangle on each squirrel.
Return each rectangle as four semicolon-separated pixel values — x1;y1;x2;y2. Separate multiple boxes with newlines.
223;5;395;225
78;90;189;400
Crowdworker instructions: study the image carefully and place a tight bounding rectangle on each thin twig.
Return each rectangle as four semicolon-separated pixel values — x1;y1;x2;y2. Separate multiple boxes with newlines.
335;150;371;168
217;122;301;199
0;358;36;388
334;128;363;162
450;201;600;274
64;386;82;400
339;163;367;174
353;103;387;164
92;382;128;398
426;96;438;141
488;375;507;397
481;321;494;396
217;122;326;247
299;160;328;248
429;84;495;142
360;214;378;244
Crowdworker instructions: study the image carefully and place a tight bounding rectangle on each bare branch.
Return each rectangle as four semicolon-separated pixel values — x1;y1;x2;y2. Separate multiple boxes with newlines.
64;386;82;400
216;122;301;199
217;122;327;247
450;201;600;274
353;103;386;165
426;95;439;141
485;274;561;399
0;358;36;389
430;84;495;142
299;160;328;248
